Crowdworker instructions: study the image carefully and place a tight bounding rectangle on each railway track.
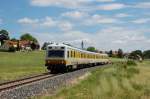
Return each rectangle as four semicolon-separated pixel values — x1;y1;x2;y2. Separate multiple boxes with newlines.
0;73;57;92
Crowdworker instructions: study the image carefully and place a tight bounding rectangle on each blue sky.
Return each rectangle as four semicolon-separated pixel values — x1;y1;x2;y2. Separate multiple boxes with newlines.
0;0;150;51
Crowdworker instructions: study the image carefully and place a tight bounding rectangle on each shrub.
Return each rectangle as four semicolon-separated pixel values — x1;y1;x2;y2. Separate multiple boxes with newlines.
127;67;139;75
9;46;16;52
127;60;137;66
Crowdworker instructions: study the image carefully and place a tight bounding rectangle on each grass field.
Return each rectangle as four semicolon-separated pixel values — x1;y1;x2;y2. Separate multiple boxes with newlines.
37;60;150;99
0;51;47;82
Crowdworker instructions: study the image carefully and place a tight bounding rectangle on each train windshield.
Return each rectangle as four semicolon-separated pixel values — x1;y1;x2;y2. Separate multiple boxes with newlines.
48;50;64;58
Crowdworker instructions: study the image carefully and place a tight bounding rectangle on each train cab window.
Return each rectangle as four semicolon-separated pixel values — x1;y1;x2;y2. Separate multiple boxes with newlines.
48;50;64;57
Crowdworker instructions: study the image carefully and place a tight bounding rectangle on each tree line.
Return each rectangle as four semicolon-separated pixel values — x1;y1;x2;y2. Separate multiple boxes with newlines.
86;46;150;60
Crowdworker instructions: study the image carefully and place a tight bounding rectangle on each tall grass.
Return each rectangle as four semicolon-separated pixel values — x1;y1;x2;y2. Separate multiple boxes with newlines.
37;60;150;99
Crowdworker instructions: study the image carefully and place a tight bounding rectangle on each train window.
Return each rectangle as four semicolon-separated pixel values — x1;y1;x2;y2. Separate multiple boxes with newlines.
79;52;80;58
80;52;81;58
67;51;69;58
74;51;75;58
71;50;73;58
72;51;73;58
72;51;74;58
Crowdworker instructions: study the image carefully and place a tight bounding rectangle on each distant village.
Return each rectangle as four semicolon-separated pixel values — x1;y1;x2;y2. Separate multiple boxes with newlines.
0;29;39;52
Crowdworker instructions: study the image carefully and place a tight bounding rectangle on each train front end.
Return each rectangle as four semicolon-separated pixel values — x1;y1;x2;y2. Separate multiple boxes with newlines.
45;43;67;73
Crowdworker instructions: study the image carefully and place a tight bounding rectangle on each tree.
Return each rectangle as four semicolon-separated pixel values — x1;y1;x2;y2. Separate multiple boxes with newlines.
0;29;9;36
87;46;96;52
31;42;37;50
11;38;17;41
143;50;150;59
0;29;10;45
129;50;143;60
20;33;38;43
118;49;124;58
108;50;113;57
41;42;50;50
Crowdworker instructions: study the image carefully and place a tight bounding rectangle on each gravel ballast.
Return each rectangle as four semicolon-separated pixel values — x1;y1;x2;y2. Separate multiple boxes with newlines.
0;66;104;99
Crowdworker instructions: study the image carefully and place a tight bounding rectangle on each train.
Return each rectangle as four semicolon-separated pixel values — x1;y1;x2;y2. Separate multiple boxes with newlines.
45;43;110;73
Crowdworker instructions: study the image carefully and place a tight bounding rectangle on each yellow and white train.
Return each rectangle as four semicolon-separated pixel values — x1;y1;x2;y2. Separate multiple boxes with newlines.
45;43;110;73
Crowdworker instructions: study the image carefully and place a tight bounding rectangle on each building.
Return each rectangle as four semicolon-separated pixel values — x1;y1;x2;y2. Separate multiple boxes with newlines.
0;40;31;51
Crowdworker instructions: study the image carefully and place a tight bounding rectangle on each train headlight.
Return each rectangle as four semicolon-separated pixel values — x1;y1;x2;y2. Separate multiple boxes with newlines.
46;60;50;63
61;61;64;64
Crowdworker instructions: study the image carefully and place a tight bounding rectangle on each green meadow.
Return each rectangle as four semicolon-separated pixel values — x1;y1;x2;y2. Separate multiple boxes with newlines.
37;60;150;99
0;51;47;82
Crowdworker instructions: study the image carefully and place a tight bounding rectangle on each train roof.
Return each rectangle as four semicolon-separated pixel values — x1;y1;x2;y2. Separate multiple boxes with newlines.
47;43;108;56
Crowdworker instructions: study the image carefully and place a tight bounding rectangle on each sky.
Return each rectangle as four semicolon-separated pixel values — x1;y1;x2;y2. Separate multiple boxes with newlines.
0;0;150;51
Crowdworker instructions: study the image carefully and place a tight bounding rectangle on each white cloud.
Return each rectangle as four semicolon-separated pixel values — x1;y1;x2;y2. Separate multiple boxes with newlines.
18;16;74;31
134;2;150;9
62;11;88;19
30;0;115;7
98;3;126;10
147;40;150;43
40;16;57;27
132;18;150;24
115;13;130;18
18;17;57;27
18;17;39;25
30;0;91;8
96;0;114;2
30;0;126;11
58;21;73;31
84;14;119;25
113;40;127;44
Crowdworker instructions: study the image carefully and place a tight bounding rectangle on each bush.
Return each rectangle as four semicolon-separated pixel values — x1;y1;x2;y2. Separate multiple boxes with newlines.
127;60;137;66
127;67;139;75
9;46;16;52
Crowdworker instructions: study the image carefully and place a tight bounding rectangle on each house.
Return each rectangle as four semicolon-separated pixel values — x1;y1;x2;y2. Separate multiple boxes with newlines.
0;40;31;51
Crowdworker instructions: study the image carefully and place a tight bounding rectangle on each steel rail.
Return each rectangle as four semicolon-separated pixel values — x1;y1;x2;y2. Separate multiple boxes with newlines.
0;73;57;92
